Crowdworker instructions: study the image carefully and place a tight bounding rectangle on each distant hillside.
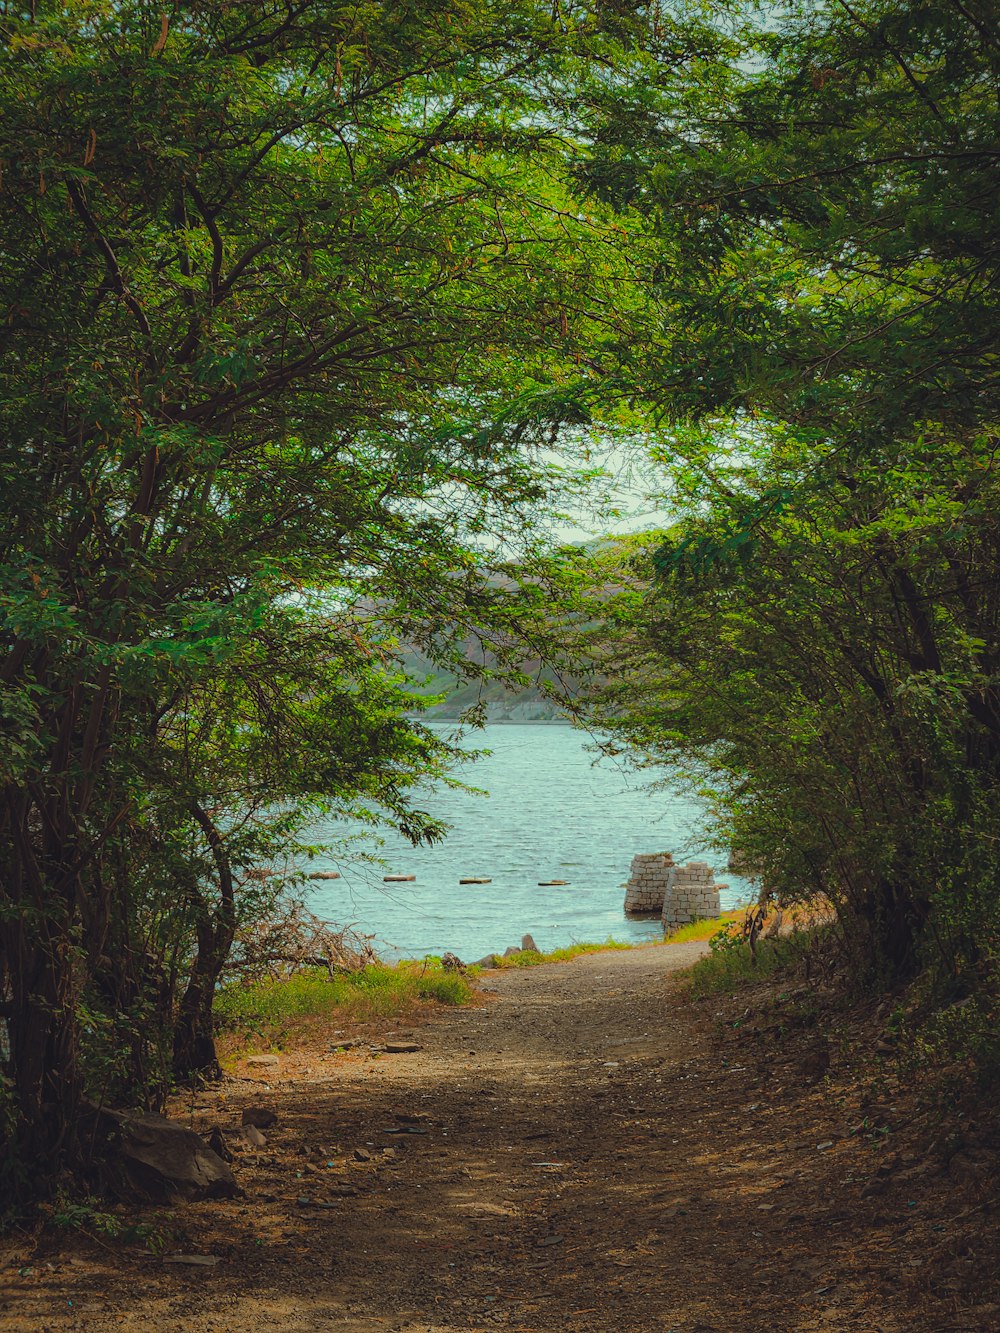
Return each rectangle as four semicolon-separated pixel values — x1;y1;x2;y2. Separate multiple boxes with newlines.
396;642;577;722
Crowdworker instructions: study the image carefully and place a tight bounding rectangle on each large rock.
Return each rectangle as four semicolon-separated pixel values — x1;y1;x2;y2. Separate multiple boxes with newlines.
94;1108;240;1202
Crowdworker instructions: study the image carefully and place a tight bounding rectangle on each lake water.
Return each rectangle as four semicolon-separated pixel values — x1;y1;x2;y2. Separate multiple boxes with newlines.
305;724;751;960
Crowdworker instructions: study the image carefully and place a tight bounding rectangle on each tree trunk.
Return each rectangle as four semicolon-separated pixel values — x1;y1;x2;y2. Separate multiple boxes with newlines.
863;875;927;981
172;804;236;1084
2;913;85;1199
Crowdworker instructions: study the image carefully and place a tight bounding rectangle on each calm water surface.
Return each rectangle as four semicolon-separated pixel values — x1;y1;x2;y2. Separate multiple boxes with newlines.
305;724;751;959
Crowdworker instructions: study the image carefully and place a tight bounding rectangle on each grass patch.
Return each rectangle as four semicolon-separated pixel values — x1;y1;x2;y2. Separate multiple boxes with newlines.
483;937;641;969
664;910;745;944
215;960;473;1048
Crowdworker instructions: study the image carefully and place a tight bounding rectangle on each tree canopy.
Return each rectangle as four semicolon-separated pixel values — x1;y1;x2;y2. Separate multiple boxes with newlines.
574;0;1000;996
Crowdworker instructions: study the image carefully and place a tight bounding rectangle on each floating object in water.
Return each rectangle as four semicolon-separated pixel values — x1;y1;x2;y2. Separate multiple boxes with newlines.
538;879;569;886
459;876;492;884
384;874;416;882
307;871;341;880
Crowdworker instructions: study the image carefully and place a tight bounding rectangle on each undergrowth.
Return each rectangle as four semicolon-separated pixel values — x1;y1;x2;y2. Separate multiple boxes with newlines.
689;924;821;997
47;1197;178;1254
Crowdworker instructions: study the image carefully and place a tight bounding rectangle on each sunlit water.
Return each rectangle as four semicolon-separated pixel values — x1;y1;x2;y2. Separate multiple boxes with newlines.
304;724;752;960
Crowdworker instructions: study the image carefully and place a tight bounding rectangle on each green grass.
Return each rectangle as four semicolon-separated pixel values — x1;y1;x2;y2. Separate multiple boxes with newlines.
481;937;642;969
215;961;473;1046
479;920;748;969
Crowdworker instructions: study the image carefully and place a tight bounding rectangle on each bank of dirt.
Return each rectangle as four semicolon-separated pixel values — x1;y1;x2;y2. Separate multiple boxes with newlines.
2;942;997;1331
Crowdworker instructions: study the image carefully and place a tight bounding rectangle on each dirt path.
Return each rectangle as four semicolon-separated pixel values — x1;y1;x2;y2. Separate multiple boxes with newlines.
2;944;994;1331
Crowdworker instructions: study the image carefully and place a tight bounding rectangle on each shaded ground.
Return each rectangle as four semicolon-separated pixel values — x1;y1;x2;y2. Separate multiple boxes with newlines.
2;942;997;1331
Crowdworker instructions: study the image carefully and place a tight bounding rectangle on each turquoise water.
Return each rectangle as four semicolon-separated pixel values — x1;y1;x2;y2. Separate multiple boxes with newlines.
305;723;750;960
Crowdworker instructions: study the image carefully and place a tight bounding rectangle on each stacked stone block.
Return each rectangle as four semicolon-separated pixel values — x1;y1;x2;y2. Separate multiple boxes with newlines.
623;852;674;916
623;852;726;927
662;860;725;930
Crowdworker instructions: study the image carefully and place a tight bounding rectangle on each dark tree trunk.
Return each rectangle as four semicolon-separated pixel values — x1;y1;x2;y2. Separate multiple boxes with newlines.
172;804;236;1084
863;875;927;982
2;912;86;1198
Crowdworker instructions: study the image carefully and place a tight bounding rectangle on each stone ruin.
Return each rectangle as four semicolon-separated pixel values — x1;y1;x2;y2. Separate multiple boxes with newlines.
623;852;727;930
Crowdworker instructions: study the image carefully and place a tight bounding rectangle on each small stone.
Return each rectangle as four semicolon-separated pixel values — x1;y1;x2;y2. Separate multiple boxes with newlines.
353;1148;372;1162
383;1041;421;1053
247;1054;279;1068
163;1254;221;1267
328;1037;365;1051
240;1124;267;1148
206;1127;233;1163
242;1107;278;1129
521;934;540;952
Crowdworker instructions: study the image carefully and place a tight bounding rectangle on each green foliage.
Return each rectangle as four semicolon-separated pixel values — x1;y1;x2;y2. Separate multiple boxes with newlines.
49;1197;176;1254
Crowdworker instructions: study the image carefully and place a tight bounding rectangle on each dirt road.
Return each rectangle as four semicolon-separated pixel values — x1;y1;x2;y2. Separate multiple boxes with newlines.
2;944;991;1331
